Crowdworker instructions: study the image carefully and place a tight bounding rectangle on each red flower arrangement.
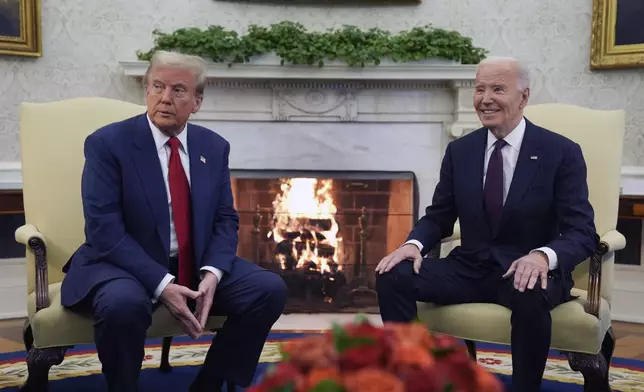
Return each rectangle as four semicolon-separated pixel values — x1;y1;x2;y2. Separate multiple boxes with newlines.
248;317;504;392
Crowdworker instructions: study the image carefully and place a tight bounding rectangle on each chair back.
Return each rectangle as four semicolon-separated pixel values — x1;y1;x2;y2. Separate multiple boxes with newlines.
523;103;625;304
19;97;146;294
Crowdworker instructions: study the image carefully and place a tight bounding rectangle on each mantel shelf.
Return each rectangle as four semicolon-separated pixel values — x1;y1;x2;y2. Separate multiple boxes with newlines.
118;60;477;82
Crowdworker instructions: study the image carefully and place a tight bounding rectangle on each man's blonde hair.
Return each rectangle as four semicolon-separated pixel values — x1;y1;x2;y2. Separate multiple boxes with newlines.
144;51;208;94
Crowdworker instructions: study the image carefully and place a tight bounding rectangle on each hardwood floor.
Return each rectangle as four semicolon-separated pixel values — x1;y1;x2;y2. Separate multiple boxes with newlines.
0;318;643;360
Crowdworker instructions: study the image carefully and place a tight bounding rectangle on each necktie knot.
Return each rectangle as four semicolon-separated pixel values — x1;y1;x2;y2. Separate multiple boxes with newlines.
494;139;507;150
167;137;180;152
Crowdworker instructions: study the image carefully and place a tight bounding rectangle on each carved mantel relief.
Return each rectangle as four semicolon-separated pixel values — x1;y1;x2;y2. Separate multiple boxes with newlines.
119;60;481;140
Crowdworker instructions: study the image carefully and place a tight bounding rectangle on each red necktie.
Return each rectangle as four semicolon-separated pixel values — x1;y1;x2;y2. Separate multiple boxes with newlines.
167;137;194;288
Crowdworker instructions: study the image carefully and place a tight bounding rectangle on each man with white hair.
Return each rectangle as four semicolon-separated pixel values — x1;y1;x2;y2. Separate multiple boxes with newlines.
375;57;597;391
61;50;287;392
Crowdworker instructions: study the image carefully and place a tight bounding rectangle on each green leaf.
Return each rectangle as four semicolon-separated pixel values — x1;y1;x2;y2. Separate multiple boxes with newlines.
443;382;454;392
274;382;296;392
278;342;291;360
135;22;488;66
331;322;375;353
354;314;369;324
310;380;345;392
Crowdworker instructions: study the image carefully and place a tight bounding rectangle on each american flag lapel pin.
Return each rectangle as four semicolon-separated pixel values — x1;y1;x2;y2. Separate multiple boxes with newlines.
530;156;538;160
200;155;206;164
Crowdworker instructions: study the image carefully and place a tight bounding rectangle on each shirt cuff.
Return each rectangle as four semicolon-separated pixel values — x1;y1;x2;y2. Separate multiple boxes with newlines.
404;240;424;253
532;247;558;270
152;273;175;304
200;266;223;283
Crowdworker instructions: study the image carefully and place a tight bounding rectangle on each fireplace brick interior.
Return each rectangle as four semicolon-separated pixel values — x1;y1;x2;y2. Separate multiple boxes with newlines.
231;173;415;313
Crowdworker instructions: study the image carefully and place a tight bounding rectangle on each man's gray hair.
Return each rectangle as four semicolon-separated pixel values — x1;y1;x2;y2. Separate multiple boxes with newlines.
478;56;530;91
144;50;208;94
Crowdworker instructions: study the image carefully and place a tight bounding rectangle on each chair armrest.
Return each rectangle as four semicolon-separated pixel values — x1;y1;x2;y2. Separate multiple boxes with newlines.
585;229;625;318
15;224;51;311
599;230;626;253
440;223;461;243
15;224;46;246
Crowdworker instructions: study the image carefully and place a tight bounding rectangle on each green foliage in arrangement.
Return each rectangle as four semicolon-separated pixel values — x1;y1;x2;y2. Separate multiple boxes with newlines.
136;21;488;68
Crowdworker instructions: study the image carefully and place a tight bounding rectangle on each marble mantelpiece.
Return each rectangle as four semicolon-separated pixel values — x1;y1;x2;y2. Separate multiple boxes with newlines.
119;60;481;212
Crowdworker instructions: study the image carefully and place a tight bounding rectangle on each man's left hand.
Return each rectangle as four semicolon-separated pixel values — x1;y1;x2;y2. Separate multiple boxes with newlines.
194;271;218;329
502;252;549;292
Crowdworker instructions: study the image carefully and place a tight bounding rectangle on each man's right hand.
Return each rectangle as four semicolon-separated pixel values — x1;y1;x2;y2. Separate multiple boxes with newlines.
375;243;423;275
160;283;203;339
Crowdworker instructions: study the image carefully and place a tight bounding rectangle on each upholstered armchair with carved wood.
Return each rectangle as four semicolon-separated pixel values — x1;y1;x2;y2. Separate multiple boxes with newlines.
15;97;226;391
418;103;627;392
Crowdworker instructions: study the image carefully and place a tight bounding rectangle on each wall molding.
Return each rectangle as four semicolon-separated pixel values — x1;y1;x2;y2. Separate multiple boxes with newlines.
621;165;644;195
2;162;644;193
0;162;22;190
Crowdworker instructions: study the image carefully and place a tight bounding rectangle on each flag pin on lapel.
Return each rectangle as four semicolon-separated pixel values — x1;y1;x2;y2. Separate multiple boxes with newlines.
200;155;206;163
530;156;538;160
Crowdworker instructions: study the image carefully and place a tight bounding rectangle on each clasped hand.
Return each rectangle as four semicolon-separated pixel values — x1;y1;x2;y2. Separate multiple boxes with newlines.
503;252;549;292
159;272;218;339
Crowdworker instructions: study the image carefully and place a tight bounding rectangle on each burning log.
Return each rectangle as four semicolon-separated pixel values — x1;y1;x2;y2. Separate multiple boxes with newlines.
307;218;333;231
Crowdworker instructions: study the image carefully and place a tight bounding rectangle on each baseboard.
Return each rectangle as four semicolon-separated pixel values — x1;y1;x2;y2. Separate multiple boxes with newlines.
0;258;28;320
0;311;27;320
611;314;644;324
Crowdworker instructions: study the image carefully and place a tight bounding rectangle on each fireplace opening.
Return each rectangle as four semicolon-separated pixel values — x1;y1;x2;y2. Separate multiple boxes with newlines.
231;170;417;314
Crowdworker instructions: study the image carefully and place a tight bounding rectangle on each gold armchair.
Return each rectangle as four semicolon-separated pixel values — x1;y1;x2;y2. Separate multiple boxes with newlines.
15;97;227;391
418;104;627;391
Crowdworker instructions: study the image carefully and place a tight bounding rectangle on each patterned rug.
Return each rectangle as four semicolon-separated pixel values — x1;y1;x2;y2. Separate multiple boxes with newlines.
0;332;643;391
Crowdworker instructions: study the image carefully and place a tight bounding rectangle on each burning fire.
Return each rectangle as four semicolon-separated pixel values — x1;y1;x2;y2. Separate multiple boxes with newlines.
268;178;343;273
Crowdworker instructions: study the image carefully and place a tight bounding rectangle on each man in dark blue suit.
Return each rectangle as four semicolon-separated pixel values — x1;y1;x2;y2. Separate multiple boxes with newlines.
375;57;597;392
61;50;287;392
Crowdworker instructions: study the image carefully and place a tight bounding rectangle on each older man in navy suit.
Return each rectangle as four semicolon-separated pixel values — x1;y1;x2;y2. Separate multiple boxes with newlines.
375;57;597;392
61;50;287;392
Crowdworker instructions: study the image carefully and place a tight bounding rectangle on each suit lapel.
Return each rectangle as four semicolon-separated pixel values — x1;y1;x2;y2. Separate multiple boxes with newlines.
187;127;212;264
131;115;171;255
497;121;543;233
469;129;490;230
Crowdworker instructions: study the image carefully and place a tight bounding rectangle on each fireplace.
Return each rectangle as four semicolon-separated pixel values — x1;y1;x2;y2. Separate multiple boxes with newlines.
231;170;417;313
120;59;479;313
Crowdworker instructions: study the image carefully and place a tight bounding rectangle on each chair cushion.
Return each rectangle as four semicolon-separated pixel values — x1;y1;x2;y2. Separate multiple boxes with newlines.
28;282;227;349
417;288;611;354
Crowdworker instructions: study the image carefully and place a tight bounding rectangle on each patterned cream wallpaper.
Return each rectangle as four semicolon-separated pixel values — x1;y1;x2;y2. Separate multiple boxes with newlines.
0;0;643;165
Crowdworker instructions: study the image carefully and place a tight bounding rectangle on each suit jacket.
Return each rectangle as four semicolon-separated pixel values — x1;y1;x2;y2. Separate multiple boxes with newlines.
61;114;239;307
407;118;598;281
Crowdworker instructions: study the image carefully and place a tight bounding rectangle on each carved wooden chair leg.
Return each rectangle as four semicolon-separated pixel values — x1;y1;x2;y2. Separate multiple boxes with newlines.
601;326;616;369
22;321;33;352
19;346;69;392
159;336;173;373
464;340;477;360
566;328;616;392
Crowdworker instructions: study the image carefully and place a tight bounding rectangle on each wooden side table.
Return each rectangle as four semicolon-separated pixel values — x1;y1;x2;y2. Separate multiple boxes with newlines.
0;190;26;258
616;195;644;266
0;190;24;215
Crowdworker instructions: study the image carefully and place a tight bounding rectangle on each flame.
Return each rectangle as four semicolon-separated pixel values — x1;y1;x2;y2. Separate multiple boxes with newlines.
269;178;343;273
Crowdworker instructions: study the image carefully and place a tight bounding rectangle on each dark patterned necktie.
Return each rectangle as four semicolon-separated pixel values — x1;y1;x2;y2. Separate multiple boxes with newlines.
484;139;507;233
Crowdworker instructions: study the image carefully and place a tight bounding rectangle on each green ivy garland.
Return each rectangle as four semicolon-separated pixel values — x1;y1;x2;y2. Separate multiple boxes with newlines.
136;21;488;68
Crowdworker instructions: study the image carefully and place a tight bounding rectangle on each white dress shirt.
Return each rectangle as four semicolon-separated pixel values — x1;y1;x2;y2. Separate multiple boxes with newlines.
406;117;558;270
147;116;224;302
